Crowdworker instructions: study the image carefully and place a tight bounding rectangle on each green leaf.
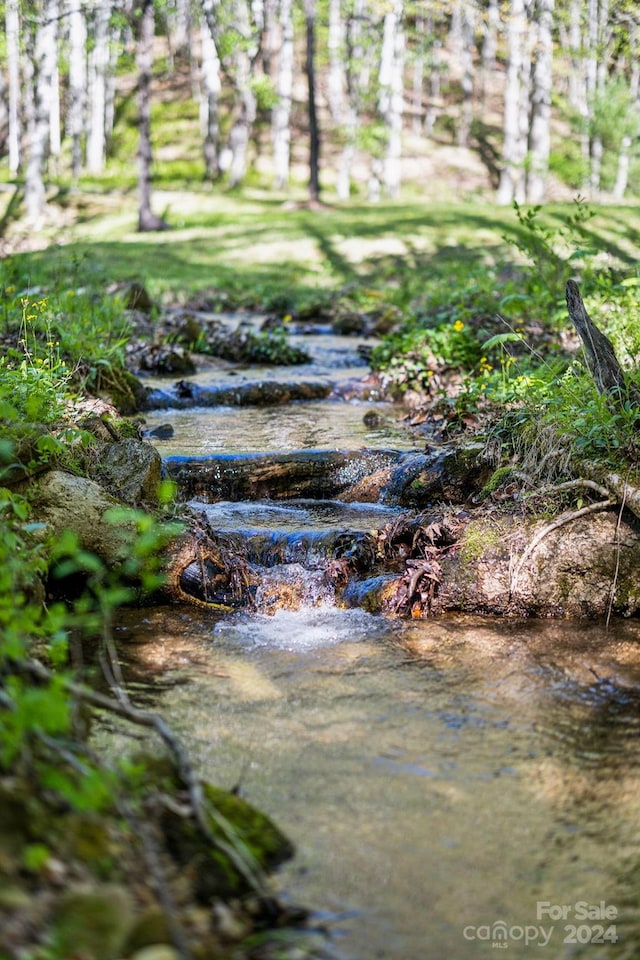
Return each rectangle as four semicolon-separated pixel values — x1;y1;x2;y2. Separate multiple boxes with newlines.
482;332;525;351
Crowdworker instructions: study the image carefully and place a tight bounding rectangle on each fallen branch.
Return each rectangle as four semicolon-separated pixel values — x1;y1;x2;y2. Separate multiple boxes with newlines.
565;279;634;401
537;477;612;500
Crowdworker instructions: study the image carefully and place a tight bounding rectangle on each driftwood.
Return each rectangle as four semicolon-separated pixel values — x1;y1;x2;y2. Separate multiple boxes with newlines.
565;279;640;404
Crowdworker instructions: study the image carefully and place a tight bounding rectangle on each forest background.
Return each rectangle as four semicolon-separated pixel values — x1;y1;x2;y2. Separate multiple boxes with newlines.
2;0;640;225
3;1;640;956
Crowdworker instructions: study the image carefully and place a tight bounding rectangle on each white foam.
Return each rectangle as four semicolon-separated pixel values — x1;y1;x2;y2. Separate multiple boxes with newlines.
212;605;386;651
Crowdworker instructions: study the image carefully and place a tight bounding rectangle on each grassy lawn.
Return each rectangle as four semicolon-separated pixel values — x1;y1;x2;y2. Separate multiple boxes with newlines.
5;189;640;307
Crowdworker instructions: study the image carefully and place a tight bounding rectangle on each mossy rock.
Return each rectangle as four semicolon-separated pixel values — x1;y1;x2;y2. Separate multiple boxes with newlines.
124;907;171;953
162;782;294;902
96;367;148;415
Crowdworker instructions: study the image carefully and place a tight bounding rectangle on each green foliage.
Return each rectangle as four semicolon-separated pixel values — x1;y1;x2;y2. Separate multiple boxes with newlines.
590;78;640;151
370;270;498;394
0;462;179;803
505;197;596;316
202;325;311;365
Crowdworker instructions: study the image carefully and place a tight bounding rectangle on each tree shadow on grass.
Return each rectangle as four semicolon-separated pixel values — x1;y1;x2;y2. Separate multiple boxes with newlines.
8;199;640;303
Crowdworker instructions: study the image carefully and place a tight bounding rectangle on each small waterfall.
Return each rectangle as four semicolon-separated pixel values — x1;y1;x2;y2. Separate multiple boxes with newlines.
212;603;390;651
250;562;336;613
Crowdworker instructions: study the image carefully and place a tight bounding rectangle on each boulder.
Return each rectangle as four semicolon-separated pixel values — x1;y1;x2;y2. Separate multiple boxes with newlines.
29;470;135;568
93;438;162;506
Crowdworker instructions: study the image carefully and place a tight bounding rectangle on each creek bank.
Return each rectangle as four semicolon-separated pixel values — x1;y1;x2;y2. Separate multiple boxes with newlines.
0;750;311;960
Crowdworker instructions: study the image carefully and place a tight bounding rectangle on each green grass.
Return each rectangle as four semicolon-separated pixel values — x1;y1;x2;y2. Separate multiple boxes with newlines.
7;191;640;307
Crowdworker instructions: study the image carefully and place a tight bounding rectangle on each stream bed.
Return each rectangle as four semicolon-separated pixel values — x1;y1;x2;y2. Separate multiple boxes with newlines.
118;318;640;958
113;605;640;960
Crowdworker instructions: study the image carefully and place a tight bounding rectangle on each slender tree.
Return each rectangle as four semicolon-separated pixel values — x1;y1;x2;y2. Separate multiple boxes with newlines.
302;0;321;203
134;0;168;231
200;1;222;180
497;0;528;204
378;0;405;197
527;0;555;202
67;0;87;184
6;0;21;175
456;1;475;147
24;0;60;222
272;0;294;188
86;0;113;174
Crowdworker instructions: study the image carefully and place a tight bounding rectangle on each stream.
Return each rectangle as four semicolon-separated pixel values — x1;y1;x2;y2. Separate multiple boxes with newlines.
114;316;640;958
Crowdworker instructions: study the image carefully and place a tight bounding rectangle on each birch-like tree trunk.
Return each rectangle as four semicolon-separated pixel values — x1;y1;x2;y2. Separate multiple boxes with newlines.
378;0;404;198
135;0;167;231
6;0;21;175
527;0;554;202
86;0;112;174
200;6;222;180
303;0;321;203
613;58;639;200
425;32;442;137
0;73;8;158
49;55;61;173
271;0;293;189
482;0;499;75
67;0;87;183
497;0;527;204
335;0;366;201
24;0;59;223
227;1;258;188
588;0;610;197
327;0;345;125
411;12;425;134
456;2;475;147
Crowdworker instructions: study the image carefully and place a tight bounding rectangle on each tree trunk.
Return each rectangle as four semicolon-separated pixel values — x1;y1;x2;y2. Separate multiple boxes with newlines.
6;0;21;175
379;0;404;198
613;58;639;201
24;0;59;223
565;279;637;404
456;2;475;148
336;0;366;201
327;0;345;125
482;0;499;76
67;0;87;184
303;0;321;204
135;0;168;231
497;0;527;204
226;0;257;188
200;6;221;181
271;0;293;189
86;0;111;174
527;0;554;202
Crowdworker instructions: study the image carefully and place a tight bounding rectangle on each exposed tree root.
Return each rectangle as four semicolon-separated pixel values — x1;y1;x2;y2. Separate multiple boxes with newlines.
510;499;615;594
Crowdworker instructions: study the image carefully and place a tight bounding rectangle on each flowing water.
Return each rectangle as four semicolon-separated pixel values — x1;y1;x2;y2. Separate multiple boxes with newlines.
143;400;420;456
122;322;640;959
112;605;640;960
